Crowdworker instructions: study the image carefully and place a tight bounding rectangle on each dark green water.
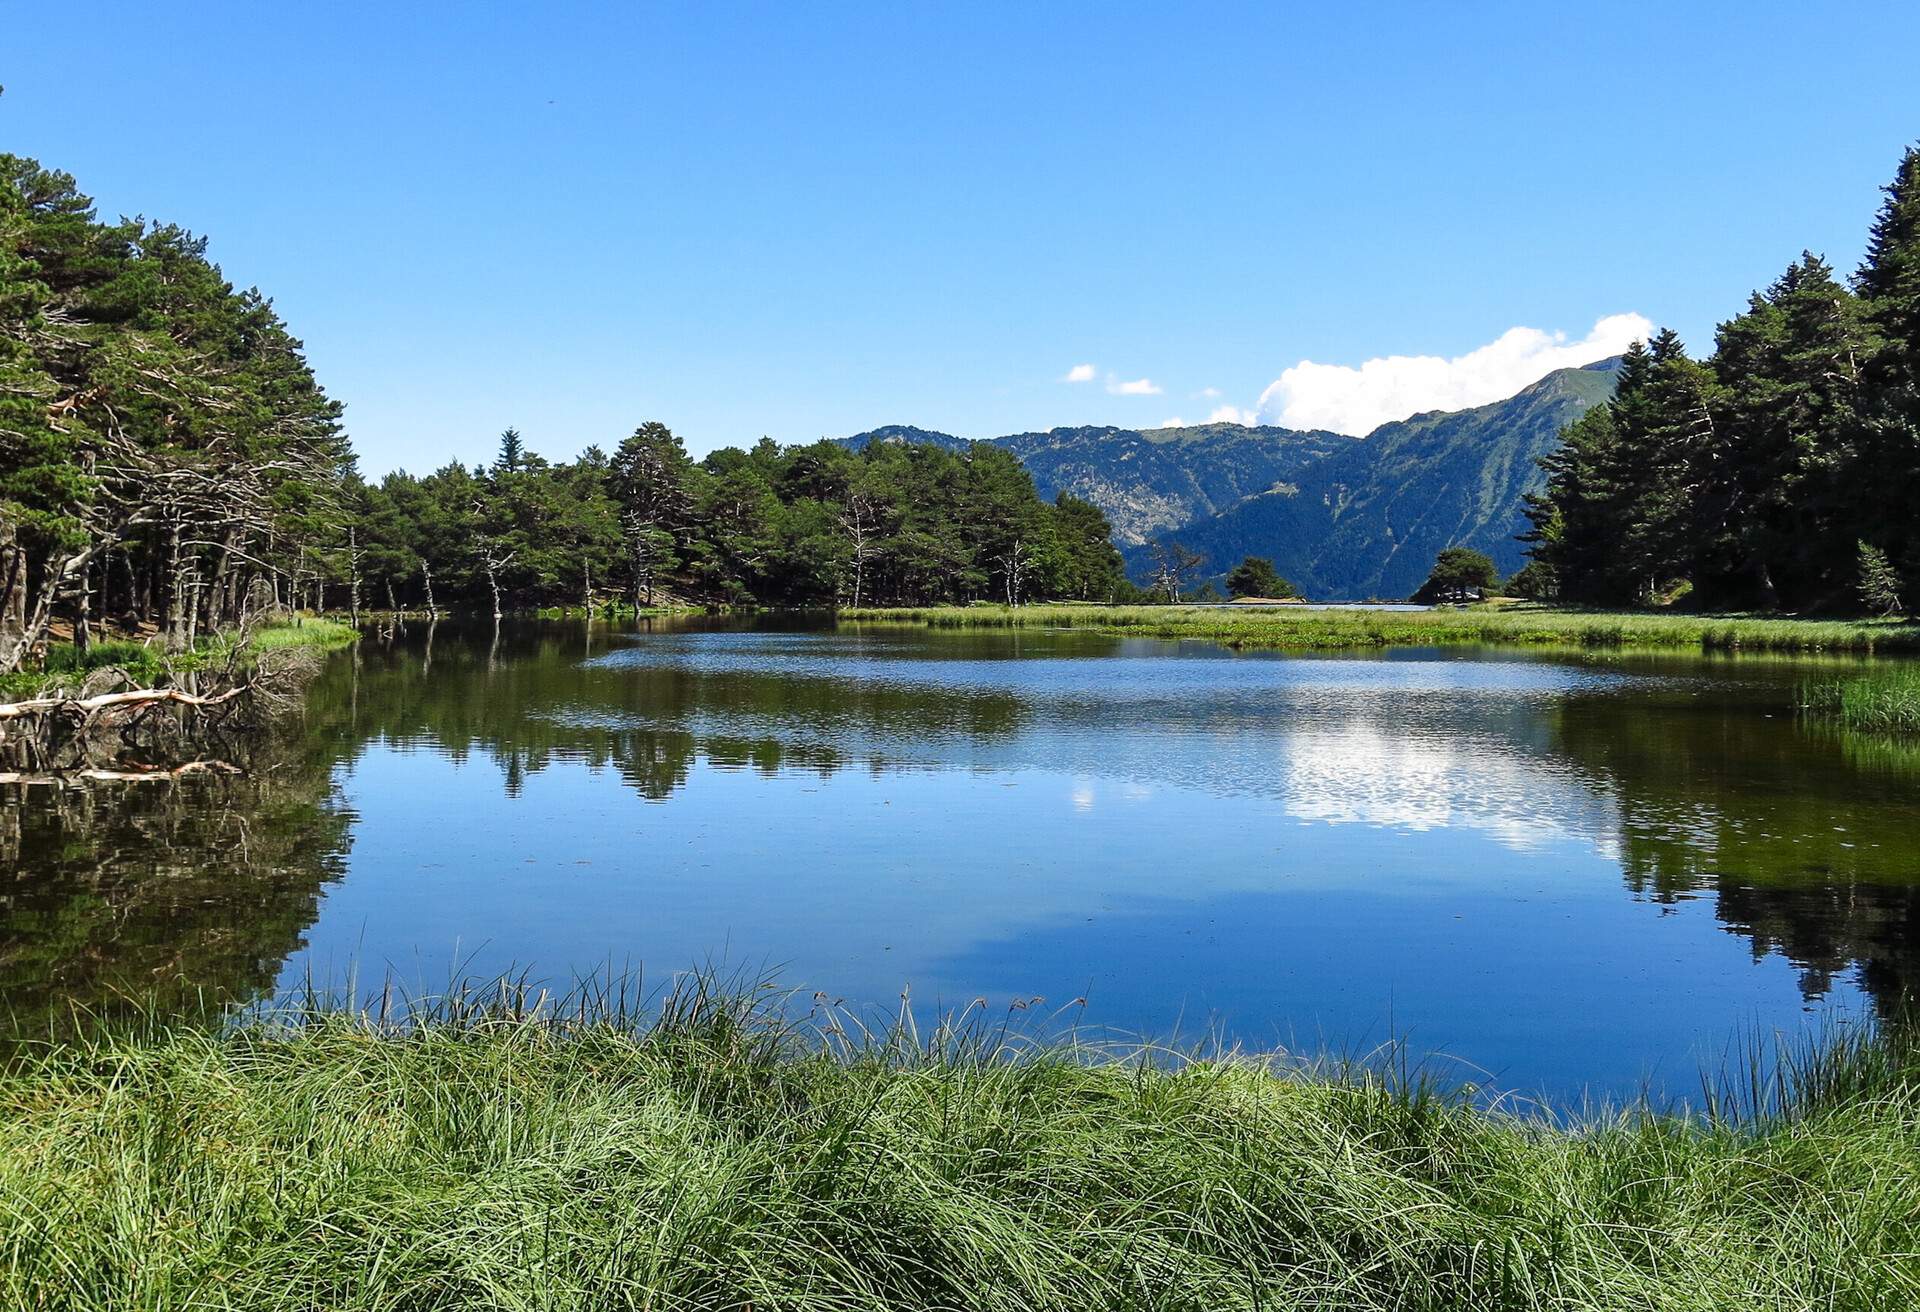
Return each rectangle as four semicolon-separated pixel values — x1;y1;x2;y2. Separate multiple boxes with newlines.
4;617;1918;1100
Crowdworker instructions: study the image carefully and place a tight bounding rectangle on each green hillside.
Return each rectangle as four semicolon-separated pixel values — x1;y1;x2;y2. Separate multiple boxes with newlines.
840;360;1618;599
998;422;1352;544
843;421;1351;544
1122;360;1621;597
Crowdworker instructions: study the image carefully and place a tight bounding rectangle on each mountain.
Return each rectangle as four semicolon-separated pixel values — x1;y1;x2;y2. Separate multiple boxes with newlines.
1122;359;1621;598
841;421;1353;544
836;357;1619;599
839;424;976;454
997;423;1353;544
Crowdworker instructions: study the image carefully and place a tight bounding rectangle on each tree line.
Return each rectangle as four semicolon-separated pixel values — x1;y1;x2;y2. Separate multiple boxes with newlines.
0;151;1126;676
348;426;1125;618
0;155;349;673
1522;144;1920;614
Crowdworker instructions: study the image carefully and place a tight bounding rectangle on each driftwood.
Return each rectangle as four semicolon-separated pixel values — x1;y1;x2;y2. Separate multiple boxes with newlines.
0;759;242;786
0;685;245;721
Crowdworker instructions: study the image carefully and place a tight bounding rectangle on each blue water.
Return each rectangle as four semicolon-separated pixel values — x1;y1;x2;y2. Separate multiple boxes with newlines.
250;622;1915;1103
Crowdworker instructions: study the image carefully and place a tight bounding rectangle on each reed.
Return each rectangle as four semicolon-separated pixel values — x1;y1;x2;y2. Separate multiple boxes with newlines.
842;603;1920;655
1800;667;1920;733
0;977;1914;1309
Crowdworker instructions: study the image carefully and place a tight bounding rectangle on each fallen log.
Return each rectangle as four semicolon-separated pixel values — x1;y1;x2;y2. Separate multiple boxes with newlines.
0;686;246;721
0;759;243;786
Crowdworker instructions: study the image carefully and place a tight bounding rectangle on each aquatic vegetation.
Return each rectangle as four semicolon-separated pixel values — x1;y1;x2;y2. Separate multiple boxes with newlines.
0;980;1914;1310
1801;668;1920;733
844;602;1920;655
3;618;357;701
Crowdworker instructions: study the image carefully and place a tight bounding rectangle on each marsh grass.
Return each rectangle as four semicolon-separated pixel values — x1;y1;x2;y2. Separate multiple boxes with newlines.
1;974;1916;1310
4;616;357;700
844;603;1920;655
1800;667;1920;733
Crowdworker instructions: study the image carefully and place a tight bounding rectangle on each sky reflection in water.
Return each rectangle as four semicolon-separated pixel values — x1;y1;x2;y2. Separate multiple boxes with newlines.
260;621;1919;1103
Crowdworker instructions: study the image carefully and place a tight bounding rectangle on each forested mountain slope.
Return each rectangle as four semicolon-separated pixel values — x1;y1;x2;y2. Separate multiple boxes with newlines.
843;422;1351;545
843;360;1618;598
1122;360;1620;598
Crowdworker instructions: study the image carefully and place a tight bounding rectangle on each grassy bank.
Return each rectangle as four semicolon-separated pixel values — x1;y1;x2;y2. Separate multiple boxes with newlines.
1;988;1915;1309
0;616;358;700
1801;667;1920;733
842;602;1920;654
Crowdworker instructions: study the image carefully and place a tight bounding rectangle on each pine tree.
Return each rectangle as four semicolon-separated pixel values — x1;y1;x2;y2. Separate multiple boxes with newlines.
610;422;694;607
1855;144;1920;600
1857;541;1904;616
493;427;527;475
1709;255;1870;607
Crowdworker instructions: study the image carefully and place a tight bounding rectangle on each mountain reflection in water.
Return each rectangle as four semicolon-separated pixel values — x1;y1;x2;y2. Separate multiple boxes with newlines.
4;617;1916;1099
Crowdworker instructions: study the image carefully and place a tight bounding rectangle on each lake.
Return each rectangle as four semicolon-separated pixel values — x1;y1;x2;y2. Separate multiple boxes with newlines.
5;617;1917;1103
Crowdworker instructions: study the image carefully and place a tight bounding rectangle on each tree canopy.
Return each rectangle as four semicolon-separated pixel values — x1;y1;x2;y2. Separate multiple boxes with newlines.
0;154;350;670
348;431;1127;615
1224;556;1299;599
1524;144;1920;614
1412;548;1498;604
0;152;1129;673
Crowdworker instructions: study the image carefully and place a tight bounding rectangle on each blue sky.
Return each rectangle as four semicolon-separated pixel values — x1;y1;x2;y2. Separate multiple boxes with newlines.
7;3;1917;470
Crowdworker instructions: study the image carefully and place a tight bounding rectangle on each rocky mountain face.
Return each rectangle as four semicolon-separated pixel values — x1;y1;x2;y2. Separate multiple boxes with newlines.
840;358;1619;599
997;423;1353;545
1122;360;1622;598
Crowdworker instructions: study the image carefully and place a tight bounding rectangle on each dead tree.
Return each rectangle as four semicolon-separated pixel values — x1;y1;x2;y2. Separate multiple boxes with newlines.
1149;541;1206;604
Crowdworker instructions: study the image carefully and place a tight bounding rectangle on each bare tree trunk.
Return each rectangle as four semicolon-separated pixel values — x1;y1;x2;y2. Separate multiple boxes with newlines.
421;560;439;621
840;494;873;608
346;527;362;628
123;548;142;628
0;511;27;658
164;521;186;646
200;528;239;634
74;550;92;654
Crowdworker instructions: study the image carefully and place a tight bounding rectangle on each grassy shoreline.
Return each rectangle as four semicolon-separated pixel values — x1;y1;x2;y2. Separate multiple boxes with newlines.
841;602;1920;654
0;988;1914;1309
1801;667;1920;732
0;616;358;701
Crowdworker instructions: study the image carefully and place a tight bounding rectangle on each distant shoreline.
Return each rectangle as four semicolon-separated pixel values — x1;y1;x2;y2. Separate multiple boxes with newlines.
838;603;1920;655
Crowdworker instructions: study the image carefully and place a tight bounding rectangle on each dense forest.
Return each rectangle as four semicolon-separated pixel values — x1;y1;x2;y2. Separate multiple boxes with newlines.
0;154;350;673
350;427;1124;618
1522;144;1920;613
0;153;1123;676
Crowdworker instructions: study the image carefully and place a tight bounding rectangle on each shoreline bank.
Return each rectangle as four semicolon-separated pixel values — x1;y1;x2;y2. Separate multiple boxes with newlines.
840;603;1920;654
0;990;1911;1308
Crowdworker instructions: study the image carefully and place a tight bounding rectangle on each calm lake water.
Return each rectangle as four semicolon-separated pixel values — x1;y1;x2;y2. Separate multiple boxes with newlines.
6;617;1919;1102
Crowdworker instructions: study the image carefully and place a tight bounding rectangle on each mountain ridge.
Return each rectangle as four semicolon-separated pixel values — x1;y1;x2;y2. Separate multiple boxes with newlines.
840;358;1620;598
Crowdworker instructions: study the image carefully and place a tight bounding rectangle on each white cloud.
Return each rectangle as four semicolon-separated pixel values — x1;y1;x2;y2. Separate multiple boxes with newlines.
1195;386;1222;399
1158;416;1188;428
1060;363;1097;383
1108;376;1163;396
1208;404;1257;426
1255;313;1652;436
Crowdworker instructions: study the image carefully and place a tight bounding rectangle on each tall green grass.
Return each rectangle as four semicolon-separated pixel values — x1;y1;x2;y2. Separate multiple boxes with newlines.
843;603;1920;654
1800;667;1920;733
0;978;1914;1309
4;617;357;700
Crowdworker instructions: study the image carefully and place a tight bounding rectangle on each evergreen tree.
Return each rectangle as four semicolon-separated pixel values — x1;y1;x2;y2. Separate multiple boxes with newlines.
610;422;694;607
1706;255;1869;607
1856;144;1920;598
1857;541;1904;617
1412;547;1498;604
1225;556;1297;599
